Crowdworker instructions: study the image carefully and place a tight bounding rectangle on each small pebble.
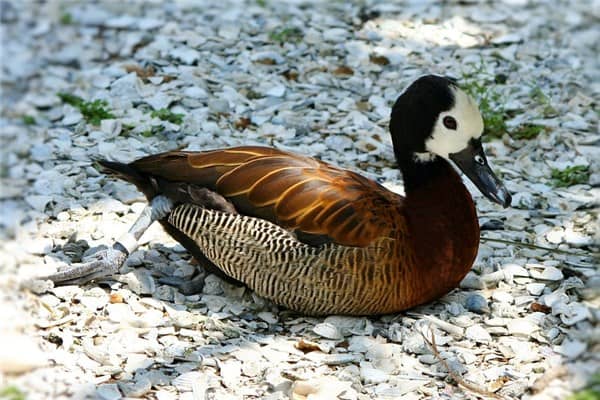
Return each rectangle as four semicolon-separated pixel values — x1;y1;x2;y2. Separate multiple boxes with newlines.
465;294;489;314
96;384;122;400
466;325;492;343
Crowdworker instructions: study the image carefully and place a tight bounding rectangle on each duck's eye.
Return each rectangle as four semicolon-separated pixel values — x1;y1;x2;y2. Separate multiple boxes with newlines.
474;155;485;165
443;116;457;130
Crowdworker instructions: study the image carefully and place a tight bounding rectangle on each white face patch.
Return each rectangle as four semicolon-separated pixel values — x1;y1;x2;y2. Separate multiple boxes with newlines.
422;86;484;159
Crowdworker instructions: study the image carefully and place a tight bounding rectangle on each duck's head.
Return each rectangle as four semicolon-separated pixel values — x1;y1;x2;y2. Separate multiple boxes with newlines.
390;74;512;208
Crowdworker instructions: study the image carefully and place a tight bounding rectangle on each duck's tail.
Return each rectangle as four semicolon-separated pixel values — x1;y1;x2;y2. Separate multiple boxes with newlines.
95;159;158;199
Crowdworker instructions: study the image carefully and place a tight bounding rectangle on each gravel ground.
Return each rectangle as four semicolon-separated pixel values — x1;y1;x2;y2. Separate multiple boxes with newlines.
1;1;599;399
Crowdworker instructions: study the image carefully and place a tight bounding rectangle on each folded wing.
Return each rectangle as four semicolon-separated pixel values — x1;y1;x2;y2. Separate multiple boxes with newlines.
130;146;403;247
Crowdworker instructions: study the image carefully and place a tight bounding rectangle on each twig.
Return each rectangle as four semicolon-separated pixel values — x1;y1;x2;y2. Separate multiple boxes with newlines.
480;236;599;258
420;326;506;400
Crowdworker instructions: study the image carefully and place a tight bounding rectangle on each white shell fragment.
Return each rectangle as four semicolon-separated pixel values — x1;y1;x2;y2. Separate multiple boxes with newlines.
0;332;48;373
312;322;343;340
465;324;492;343
528;264;565;281
1;1;597;399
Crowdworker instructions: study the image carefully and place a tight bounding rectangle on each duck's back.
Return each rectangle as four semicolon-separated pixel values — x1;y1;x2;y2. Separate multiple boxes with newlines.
100;146;414;315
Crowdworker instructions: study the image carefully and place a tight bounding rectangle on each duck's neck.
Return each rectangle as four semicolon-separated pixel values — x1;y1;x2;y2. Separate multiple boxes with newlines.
399;156;480;304
399;156;455;192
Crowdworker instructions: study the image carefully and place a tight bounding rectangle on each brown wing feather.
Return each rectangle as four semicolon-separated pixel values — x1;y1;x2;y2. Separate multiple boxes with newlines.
130;146;403;247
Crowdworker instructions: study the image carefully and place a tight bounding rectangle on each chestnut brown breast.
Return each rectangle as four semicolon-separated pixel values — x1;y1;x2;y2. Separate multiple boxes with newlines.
109;146;478;315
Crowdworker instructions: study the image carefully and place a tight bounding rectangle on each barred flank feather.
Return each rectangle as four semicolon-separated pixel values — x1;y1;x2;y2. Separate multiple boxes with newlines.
169;204;402;315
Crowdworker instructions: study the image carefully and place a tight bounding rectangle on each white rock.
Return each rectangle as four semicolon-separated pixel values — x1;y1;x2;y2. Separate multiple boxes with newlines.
106;15;138;29
546;229;564;244
451;315;473;328
155;390;177;400
507;340;540;362
465;324;492;343
170;47;199;65
119;269;156;295
369;349;401;374
241;360;263;376
526;283;546;296
529;265;564;281
492;291;514;304
30;143;53;161
79;287;109;311
51;285;84;301
118;377;152;397
257;311;278;324
29;93;59;108
264;84;286;97
207;98;230;114
325;135;353;150
25;195;54;212
33;169;68;195
345;40;370;61
203;274;224;295
507;318;539;337
220;360;242;387
100;119;121;137
324;315;371;336
145;92;174;110
348;336;383;353
460;272;485;289
292;376;355;400
470;9;507;22
24;237;54;255
218;24;240;40
563;228;592;247
110;73;141;102
557;303;591;326
92;75;112;88
465;293;489;313
313;322;342;340
0;333;48;373
323;28;348;42
501;263;529;277
106;303;132;323
96;384;122;400
250;51;285;64
138;17;163;30
183;86;208;99
124;354;153;373
554;339;587;359
173;372;207;392
360;364;388;384
323;353;361;365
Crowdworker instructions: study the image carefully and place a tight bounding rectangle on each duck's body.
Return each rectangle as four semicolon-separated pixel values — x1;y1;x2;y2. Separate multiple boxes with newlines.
101;146;480;315
49;75;510;315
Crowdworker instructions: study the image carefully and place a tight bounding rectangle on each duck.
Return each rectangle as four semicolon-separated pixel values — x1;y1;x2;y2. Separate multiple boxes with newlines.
49;75;511;316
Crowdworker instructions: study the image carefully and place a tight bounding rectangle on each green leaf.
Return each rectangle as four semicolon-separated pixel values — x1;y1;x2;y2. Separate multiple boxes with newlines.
140;125;164;137
510;124;545;140
56;93;115;125
22;115;36;125
551;165;590;187
269;27;303;43
57;92;84;107
0;385;26;400
78;99;115;125
150;108;184;125
60;12;73;25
